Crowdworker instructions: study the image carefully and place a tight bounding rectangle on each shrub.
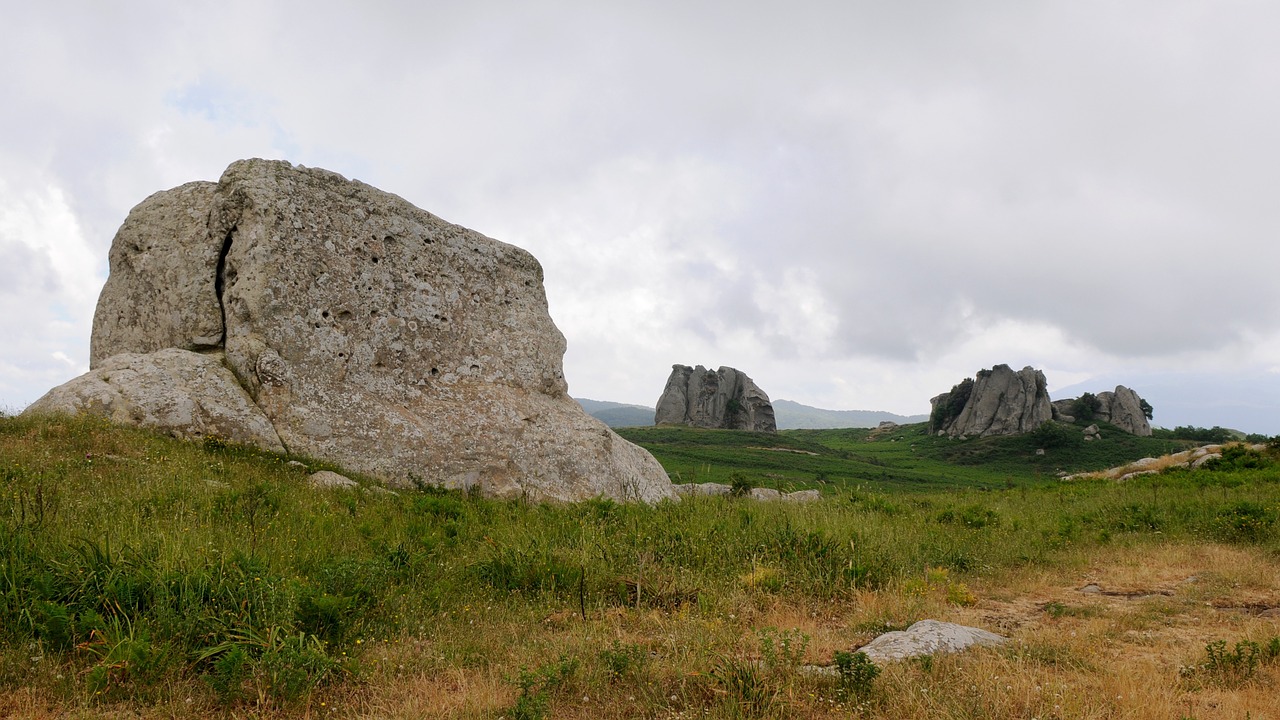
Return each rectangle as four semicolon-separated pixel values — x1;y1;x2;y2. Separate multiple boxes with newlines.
1072;393;1102;422
833;650;879;700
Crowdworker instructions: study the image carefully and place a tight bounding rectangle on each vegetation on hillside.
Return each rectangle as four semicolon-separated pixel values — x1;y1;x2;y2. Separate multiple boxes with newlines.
2;413;1279;718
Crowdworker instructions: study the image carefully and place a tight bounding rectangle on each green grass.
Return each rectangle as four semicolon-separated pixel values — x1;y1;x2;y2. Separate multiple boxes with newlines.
619;421;1196;492
1;413;1278;716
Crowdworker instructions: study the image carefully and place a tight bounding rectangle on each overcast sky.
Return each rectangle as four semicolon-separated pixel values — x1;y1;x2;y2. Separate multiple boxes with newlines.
4;1;1280;431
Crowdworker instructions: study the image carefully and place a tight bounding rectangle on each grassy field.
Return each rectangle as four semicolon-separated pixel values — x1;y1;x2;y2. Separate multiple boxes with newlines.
618;422;1196;491
1;413;1279;718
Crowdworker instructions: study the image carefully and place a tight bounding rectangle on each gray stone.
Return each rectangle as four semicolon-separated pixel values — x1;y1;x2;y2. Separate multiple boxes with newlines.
90;182;224;364
749;487;782;500
31;159;675;504
854;620;1007;664
782;489;822;503
1053;386;1152;437
673;482;732;496
1192;453;1221;468
655;365;776;432
309;470;357;489
24;348;284;451
1095;386;1152;436
929;365;1051;438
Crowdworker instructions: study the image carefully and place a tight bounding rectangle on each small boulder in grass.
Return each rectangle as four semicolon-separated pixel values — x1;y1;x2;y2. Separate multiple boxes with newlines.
854;620;1007;664
308;470;357;490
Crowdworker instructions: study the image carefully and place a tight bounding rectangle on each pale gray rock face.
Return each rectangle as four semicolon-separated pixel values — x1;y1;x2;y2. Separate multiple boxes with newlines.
91;182;224;364
32;159;675;503
1096;385;1152;436
855;620;1007;664
654;364;777;432
308;470;358;490
1051;385;1152;436
929;365;1051;437
24;348;283;451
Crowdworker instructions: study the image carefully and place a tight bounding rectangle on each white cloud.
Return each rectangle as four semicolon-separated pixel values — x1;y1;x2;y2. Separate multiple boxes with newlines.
4;0;1280;429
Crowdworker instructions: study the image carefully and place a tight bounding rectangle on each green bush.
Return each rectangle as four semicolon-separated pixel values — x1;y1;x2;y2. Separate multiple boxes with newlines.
833;650;879;699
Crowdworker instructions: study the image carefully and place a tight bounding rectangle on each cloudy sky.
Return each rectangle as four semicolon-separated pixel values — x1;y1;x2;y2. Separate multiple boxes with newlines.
4;1;1280;432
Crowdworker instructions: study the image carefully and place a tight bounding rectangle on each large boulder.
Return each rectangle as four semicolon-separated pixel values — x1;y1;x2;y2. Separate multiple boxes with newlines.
27;159;676;503
1050;385;1152;436
654;364;776;432
929;364;1051;437
1096;386;1152;436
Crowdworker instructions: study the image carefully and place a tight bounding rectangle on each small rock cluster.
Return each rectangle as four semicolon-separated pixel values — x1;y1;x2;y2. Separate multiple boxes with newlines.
672;484;821;502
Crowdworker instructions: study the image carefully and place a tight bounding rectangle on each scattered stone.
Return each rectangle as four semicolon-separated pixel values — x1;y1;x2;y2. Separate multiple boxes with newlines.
674;483;731;496
782;489;822;503
286;460;308;470
1192;453;1221;468
929;365;1051;438
26;159;675;503
750;487;782;501
854;620;1007;664
1079;584;1103;594
309;470;358;490
1118;470;1158;481
1035;448;1045;456
655;365;776;432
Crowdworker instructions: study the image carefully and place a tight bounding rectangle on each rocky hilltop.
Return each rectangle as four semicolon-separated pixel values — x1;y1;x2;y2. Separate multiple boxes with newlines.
929;364;1051;437
26;159;675;503
654;365;776;433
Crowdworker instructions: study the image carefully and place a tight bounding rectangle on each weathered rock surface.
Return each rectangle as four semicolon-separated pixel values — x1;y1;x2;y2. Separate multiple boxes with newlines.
308;470;357;490
24;348;284;451
929;365;1051;437
1051;386;1152;436
854;620;1008;664
654;365;776;432
28;159;675;503
1096;386;1152;436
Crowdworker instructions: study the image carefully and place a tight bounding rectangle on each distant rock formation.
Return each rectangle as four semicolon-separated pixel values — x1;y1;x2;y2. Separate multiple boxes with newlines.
1051;385;1152;436
654;365;776;432
1096;386;1153;436
26;159;675;503
929;364;1051;437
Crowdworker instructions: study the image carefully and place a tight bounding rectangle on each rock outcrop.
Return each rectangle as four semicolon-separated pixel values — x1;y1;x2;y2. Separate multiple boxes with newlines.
1050;385;1152;436
26;159;675;503
929;364;1051;437
1096;386;1152;436
854;620;1008;664
654;365;776;432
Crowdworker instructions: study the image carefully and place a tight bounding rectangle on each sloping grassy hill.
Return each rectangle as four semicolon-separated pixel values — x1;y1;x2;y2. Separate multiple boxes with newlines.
3;413;1279;719
619;422;1194;492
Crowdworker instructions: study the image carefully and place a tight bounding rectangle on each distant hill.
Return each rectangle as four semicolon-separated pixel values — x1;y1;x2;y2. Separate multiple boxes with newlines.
772;399;928;429
574;398;655;428
575;397;927;430
1051;371;1280;437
